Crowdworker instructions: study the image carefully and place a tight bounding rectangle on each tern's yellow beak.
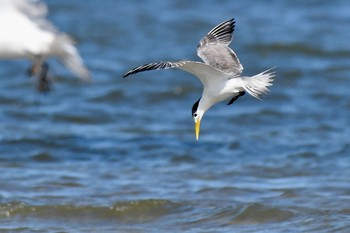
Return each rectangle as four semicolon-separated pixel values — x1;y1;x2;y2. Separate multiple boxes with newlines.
195;118;201;141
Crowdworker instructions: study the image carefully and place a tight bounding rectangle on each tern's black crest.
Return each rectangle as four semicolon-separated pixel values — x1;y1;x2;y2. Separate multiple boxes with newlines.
192;98;201;116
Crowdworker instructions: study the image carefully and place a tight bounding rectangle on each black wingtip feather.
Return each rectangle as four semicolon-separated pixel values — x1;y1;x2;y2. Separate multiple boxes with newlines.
123;70;134;78
198;18;236;47
123;61;182;78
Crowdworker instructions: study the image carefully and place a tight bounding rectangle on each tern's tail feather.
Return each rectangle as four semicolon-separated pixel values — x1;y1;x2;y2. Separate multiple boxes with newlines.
241;68;275;100
51;34;91;81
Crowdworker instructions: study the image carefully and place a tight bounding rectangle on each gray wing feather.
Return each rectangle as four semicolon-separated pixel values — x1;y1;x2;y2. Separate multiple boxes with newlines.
198;18;234;47
123;60;228;86
197;18;243;75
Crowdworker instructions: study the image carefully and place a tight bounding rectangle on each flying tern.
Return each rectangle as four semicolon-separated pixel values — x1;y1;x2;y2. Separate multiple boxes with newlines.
0;0;90;92
124;18;275;140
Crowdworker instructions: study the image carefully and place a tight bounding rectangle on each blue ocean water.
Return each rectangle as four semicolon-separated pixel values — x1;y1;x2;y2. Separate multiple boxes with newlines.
0;0;350;232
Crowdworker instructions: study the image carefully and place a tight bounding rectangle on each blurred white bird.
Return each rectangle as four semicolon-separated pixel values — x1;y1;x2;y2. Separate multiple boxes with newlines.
0;0;90;92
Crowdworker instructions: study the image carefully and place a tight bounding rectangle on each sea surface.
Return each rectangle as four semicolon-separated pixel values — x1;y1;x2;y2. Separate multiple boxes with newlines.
1;0;350;232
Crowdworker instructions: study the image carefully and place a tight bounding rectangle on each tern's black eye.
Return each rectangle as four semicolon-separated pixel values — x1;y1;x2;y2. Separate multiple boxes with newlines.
193;113;197;117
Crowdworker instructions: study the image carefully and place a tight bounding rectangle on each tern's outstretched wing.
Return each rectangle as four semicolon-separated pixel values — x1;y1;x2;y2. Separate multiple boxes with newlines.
123;61;227;86
197;18;243;75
